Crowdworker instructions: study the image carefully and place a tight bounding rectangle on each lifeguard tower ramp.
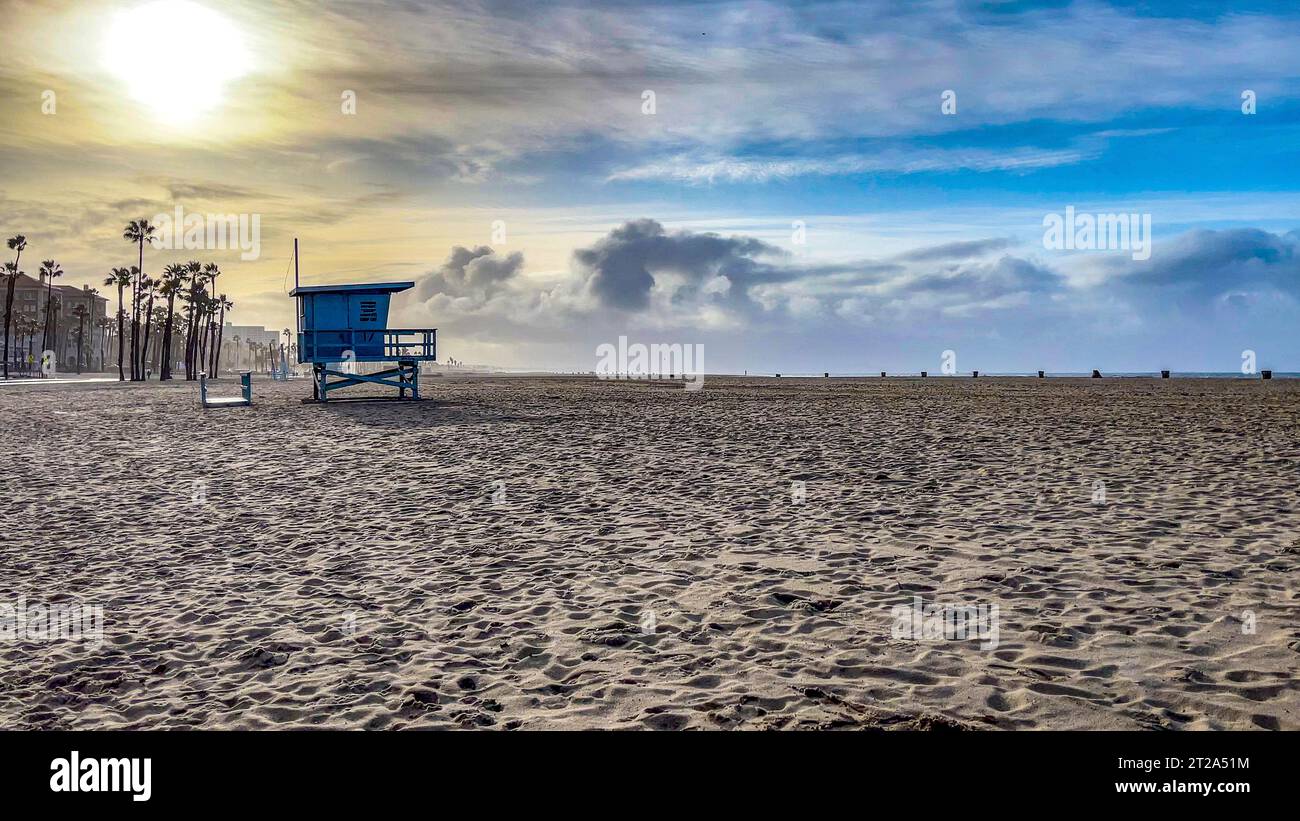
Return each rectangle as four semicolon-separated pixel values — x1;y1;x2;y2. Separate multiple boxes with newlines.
291;281;436;402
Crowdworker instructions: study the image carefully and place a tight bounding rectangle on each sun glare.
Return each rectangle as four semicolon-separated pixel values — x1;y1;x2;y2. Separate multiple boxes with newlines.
102;0;252;125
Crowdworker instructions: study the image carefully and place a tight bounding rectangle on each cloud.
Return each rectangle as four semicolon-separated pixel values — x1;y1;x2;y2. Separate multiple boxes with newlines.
403;220;1059;332
162;181;282;203
571;218;788;310
390;221;1298;369
11;0;1299;182
896;238;1015;263
398;245;593;348
753;252;1061;324
607;145;1095;184
413;245;525;301
1089;228;1300;297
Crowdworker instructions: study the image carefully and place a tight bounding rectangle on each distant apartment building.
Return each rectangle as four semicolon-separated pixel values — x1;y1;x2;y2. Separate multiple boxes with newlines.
5;273;109;372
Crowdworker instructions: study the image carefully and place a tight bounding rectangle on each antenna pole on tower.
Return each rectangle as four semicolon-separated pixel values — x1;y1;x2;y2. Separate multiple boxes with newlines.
294;237;299;290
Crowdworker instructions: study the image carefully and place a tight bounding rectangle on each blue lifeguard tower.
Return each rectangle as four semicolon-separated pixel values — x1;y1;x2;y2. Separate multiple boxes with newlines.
290;241;437;402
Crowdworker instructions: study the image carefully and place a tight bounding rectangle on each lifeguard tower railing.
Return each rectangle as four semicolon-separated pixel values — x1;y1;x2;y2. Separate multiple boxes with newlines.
299;328;437;363
290;280;436;401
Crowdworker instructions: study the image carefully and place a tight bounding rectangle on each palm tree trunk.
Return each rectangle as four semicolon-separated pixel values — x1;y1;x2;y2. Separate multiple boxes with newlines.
3;246;23;378
140;291;155;379
204;318;213;374
160;292;176;380
198;319;208;373
207;319;218;374
152;318;163;373
129;273;137;380
40;279;52;356
2;278;16;379
48;295;58;373
207;309;217;372
132;240;142;379
183;282;196;379
213;305;226;375
2;283;13;378
115;283;125;380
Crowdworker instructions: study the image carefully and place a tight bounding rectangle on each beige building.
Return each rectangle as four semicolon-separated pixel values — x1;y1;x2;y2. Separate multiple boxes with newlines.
5;273;109;372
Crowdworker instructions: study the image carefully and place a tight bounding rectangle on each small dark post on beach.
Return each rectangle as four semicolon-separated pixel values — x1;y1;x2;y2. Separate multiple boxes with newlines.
824;372;829;377
1092;369;1102;378
972;370;978;378
921;371;927;377
1262;369;1272;380
1161;370;1170;378
1037;370;1045;378
880;371;886;378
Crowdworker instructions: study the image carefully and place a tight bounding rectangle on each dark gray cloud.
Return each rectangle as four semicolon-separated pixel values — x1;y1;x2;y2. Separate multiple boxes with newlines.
413;245;525;301
1099;228;1300;300
572;218;786;310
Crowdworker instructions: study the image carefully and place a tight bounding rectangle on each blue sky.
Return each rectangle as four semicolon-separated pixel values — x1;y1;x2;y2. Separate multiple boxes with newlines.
2;0;1298;371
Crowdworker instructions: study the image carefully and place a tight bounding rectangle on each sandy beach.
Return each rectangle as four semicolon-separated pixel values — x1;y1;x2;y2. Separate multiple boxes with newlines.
1;375;1297;730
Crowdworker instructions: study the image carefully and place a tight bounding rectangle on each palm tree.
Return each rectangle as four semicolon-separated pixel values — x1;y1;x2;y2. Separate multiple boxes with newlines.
44;294;61;373
173;312;189;377
1;261;19;377
78;286;100;370
195;291;211;374
276;327;289;376
37;259;62;356
157;263;186;380
71;304;88;374
17;315;37;372
2;235;26;378
197;264;219;374
122;220;156;380
96;316;112;371
211;294;233;375
137;275;157;378
183;261;203;379
103;267;132;380
148;305;166;373
11;315;28;373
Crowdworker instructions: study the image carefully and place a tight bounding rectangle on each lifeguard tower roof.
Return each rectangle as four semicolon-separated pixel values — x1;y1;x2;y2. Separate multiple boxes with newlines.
288;281;414;297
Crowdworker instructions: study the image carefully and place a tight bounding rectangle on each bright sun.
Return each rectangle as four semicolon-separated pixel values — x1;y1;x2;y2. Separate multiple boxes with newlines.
102;0;252;125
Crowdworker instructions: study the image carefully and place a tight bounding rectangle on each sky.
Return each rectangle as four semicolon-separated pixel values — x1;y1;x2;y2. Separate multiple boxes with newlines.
1;0;1297;372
